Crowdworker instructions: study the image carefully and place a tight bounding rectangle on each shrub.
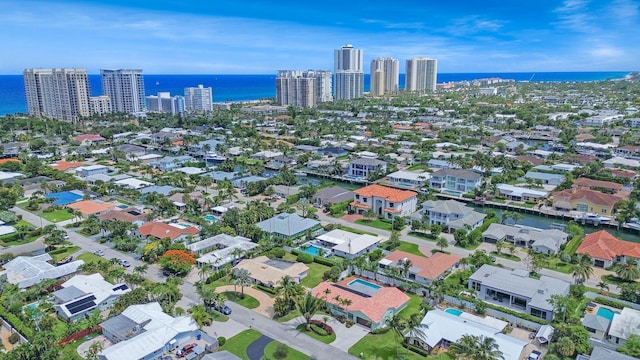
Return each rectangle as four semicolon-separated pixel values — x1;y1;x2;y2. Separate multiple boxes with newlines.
274;343;289;359
310;319;334;335
217;336;226;346
345;320;354;328
313;256;336;267
297;253;313;264
8;333;20;344
256;284;277;295
402;342;429;357
594;296;626;309
271;248;285;258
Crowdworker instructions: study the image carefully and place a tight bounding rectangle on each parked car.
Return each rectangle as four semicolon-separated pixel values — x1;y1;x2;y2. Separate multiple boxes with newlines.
217;304;232;315
63;233;70;239
94;249;105;256
527;350;542;360
177;343;197;357
119;259;131;267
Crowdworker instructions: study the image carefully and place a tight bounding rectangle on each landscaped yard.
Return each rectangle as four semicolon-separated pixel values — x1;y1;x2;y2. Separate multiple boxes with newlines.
295;323;336;344
408;231;436;241
300;262;330;288
355;219;393;231
49;246;81;262
394;241;427;257
337;225;377;236
218;329;262;360
490;251;521;262
263;339;310;360
40;209;74;223
348;329;428;360
76;252;108;265
223;291;260;309
0;220;39;246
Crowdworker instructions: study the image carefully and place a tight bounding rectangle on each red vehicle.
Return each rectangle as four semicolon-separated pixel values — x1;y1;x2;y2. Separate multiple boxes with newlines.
176;343;197;357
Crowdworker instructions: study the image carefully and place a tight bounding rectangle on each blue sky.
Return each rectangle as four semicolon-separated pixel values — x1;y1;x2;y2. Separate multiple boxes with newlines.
1;0;638;74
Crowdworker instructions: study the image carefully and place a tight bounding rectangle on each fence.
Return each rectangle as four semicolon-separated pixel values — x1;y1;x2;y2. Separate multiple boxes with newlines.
0;317;28;344
585;292;640;310
58;326;102;346
443;295;543;331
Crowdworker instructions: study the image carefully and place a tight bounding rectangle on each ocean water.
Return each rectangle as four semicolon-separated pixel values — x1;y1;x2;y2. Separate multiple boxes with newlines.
0;71;630;116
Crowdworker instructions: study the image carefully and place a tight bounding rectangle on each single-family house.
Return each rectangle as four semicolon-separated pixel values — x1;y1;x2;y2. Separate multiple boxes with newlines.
427;159;458;170
313;186;354;206
67;200;117;217
314;229;382;260
582;313;611;340
524;171;565;186
469;264;570;321
608;307;640;347
75;134;106;144
351;184;417;219
553;188;622;215
572;178;623;194
232;175;268;189
482;223;568;255
384;170;430;189
75;165;109;178
420;199;486;232
234;256;308;287
406;310;527;360
311;277;409;330
53;273;130;321
348;158;387;179
577;346;638;360
575;230;640;269
255;213;321;241
98;207;148;225
496;184;548;202
151;156;195;172
0;254;84;289
133;222;199;242
116;144;146;160
98;302;198;360
378;251;461;285
429;169;482;195
140;185;180;197
190;234;259;269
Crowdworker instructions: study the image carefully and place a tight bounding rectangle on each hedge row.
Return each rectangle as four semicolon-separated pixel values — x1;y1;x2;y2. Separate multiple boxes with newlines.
205;270;227;284
329;200;351;215
402;342;430;357
256;284;277;295
313;256;337;267
482;301;548;325
0;304;33;339
594;296;627;309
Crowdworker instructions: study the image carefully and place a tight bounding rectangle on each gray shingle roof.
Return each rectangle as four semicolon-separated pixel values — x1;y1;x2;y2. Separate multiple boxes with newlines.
256;213;320;237
431;168;482;180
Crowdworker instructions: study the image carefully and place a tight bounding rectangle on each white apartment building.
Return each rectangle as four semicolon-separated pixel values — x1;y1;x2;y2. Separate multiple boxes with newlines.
89;95;112;115
405;57;438;92
23;68;91;122
101;69;145;113
370;57;399;96
334;44;364;100
184;84;213;112
276;71;315;108
145;92;185;115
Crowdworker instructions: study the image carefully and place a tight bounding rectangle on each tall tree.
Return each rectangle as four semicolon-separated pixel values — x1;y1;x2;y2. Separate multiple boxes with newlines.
295;292;322;331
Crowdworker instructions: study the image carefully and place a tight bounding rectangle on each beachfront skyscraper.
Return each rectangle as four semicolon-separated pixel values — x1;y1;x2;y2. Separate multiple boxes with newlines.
405;57;438;92
100;69;146;113
334;44;364;100
23;68;91;122
370;57;399;96
276;70;332;108
184;85;213;112
146;92;185;115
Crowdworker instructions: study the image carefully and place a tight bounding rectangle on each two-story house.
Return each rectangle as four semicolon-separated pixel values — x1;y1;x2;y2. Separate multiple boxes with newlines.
350;184;417;219
349;158;387;179
420;199;486;232
576;230;640;269
429;169;482;195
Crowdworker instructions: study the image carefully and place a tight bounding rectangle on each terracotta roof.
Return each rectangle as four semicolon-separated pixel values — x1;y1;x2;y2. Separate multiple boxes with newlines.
0;158;21;164
572;178;622;191
568;154;598;165
354;184;417;203
311;277;410;323
51;160;84;171
75;134;106;142
67;200;116;216
515;156;544;165
576;230;640;261
607;169;637;179
383;250;461;281
137;221;199;241
553;188;622;208
98;209;147;223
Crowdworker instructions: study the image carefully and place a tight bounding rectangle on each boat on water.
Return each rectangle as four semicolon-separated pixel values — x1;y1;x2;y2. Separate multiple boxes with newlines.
294;171;307;177
576;213;612;223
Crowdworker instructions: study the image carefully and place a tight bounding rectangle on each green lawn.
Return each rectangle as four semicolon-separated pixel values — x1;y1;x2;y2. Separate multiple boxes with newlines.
542;258;572;274
295;323;336;344
394;241;427;257
355;219;393;231
40;209;74;223
490;251;521;262
348;329;426;360
49;246;81;262
337;225;378;236
408;231;436;241
76;252;109;265
218;329;263;360
262;340;310;360
398;294;425;317
223;291;260;309
300;262;330;288
0;220;39;246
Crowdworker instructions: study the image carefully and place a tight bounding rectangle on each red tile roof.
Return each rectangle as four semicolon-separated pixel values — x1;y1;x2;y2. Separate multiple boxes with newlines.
515;156;544;165
354;184;417;203
576;230;640;261
311;277;409;323
383;250;461;281
98;209;147;223
68;200;116;216
553;188;622;208
137;221;199;241
572;178;622;191
0;158;21;164
75;134;106;142
606;169;637;179
51;160;84;171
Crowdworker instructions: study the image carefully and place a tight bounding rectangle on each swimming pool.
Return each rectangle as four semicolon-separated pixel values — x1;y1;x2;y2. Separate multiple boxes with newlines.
442;190;462;197
597;307;616;321
348;279;381;290
297;245;323;257
170;223;191;229
445;308;463;316
203;214;218;222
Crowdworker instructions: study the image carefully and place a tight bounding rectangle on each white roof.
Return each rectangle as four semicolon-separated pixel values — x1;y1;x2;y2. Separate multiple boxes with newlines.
497;183;548;197
135;154;163;161
316;229;382;255
176;167;205;175
609;307;640;341
194;234;259;266
386;170;430;182
0;171;24;180
56;273;130;318
0;254;84;289
415;310;527;360
114;177;153;189
0;226;17;236
99;302;198;360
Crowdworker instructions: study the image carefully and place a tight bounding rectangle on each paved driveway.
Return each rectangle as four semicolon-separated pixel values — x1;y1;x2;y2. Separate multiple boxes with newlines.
284;315;369;352
214;285;275;317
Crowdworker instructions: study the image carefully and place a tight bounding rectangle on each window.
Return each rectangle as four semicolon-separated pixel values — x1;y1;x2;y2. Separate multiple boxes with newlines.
355;195;360;199
363;198;367;203
530;308;547;319
389;203;394;208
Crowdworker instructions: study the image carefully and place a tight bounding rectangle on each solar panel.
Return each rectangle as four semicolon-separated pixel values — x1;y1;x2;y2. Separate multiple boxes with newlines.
66;295;97;315
113;284;129;291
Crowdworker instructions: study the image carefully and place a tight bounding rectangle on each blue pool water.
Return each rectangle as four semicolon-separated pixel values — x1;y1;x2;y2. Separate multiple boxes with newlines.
203;214;218;222
118;204;128;209
445;308;463;316
298;245;322;256
597;307;616;321
442;190;462;196
348;279;381;290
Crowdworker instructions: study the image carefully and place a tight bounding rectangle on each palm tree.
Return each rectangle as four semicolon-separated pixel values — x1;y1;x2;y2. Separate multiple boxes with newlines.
276;275;303;310
401;259;413;280
133;264;148;277
436;236;449;252
614;259;640;281
295;292;322;331
495;240;505;254
570;255;594;284
190;304;213;328
385;314;406;359
597;281;610;294
198;264;211;283
405;313;428;348
449;334;504;360
231;268;252;298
